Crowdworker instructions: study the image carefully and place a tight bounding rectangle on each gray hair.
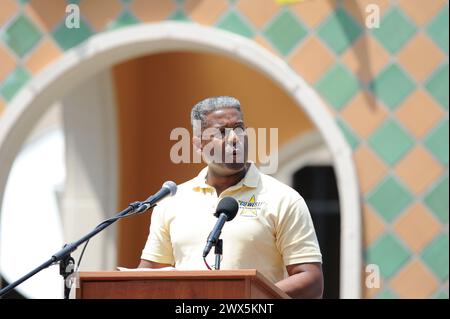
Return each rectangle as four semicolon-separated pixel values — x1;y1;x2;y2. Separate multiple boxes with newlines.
191;96;242;130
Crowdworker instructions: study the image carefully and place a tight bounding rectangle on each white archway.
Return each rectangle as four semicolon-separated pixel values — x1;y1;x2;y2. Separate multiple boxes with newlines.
0;22;361;298
275;131;333;186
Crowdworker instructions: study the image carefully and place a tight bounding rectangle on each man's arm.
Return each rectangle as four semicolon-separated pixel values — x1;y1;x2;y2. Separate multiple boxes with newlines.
275;262;323;299
138;259;172;268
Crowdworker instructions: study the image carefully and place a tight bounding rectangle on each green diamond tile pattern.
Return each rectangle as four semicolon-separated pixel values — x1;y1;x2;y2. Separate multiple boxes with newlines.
425;120;449;166
424;175;449;224
52;19;94;51
107;11;138;30
368;119;414;166
377;289;398;299
216;11;254;39
434;291;449;299
426;5;449;54
169;10;190;21
372;7;416;54
369;64;415;110
366;233;410;279
421;233;449;281
368;176;413;222
337;118;359;150
263;10;307;56
317;8;362;55
0;67;30;102
426;64;449;110
2;14;42;58
315;64;360;110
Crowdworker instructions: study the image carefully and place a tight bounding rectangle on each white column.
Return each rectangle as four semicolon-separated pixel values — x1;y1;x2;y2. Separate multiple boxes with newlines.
60;70;118;271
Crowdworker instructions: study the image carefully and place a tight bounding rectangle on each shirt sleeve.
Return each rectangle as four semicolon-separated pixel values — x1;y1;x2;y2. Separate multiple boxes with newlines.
275;197;322;266
140;204;175;265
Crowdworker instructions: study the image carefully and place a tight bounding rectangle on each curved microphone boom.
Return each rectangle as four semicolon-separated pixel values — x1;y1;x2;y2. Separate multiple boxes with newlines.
0;180;178;299
135;181;177;213
202;197;239;258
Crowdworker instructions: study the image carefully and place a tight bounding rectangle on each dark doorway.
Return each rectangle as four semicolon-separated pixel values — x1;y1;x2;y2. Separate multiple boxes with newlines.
293;165;340;299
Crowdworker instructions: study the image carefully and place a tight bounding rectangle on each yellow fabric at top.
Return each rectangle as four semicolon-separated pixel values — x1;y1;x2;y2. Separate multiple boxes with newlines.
141;163;322;284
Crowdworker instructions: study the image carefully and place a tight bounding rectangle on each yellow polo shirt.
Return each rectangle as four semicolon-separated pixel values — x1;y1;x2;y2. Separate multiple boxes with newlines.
141;163;322;283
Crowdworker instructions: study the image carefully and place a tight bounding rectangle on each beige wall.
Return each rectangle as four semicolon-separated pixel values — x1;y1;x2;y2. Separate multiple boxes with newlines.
113;51;314;267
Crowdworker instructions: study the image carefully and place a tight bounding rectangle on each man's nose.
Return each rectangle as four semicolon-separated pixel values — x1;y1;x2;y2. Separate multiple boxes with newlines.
226;129;239;144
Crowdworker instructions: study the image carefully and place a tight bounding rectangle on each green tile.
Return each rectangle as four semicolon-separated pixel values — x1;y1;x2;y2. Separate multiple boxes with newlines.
372;7;416;53
52;19;93;51
424;120;449;166
377;289;398;299
368;177;412;222
2;14;42;57
337;118;359;150
426;5;449;54
107;11;138;30
421;233;449;281
169;10;190;21
317;8;362;55
315;64;360;110
216;11;254;39
263;10;307;55
366;233;410;279
434;291;449;299
425;64;449;110
369;64;415;110
424;175;449;223
0;67;30;102
368;119;414;166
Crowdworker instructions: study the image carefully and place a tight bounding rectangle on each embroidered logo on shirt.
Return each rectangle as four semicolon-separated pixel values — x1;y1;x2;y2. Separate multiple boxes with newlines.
238;195;264;217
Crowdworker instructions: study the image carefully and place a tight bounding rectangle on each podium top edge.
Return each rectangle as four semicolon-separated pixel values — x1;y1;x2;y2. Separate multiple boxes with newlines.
78;269;260;280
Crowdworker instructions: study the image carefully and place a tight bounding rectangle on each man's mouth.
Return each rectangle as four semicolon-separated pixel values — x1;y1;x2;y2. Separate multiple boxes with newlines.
227;147;241;156
222;143;245;163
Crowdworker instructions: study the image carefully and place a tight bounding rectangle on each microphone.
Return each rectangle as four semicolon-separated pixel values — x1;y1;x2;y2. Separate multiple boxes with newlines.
202;197;239;258
135;181;177;213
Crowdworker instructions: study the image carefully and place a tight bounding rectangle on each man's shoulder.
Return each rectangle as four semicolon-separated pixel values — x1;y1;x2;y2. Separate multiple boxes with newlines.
258;171;302;202
156;176;198;208
176;176;200;193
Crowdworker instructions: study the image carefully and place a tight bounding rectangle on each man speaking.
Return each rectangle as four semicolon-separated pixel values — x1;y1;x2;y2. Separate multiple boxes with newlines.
139;96;323;299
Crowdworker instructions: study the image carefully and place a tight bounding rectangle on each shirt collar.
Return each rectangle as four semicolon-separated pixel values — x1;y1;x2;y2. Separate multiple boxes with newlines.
192;162;260;191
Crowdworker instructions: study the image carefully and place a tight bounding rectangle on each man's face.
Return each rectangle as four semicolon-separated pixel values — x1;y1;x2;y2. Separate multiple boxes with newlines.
194;107;248;175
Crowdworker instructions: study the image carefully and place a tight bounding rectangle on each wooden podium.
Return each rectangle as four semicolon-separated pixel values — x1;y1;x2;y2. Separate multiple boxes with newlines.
76;269;290;299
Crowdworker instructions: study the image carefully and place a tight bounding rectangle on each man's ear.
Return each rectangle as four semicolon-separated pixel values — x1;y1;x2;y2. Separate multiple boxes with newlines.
192;136;202;156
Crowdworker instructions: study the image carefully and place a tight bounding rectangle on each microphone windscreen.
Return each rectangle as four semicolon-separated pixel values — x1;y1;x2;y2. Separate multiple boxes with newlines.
215;197;239;221
163;181;177;196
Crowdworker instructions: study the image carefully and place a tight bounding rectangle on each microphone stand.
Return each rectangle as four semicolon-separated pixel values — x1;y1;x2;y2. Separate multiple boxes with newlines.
214;239;223;270
0;201;150;299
